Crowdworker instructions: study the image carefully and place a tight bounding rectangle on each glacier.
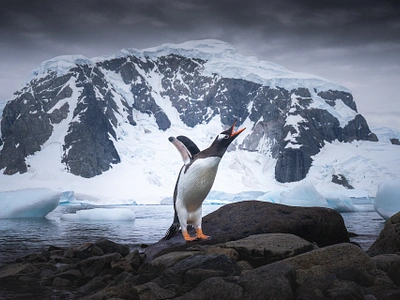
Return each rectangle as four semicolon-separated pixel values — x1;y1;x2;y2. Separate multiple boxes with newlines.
60;208;135;221
0;188;60;218
374;179;400;220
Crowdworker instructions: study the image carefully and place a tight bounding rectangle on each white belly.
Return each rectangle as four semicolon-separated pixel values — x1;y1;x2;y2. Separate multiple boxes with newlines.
176;157;221;214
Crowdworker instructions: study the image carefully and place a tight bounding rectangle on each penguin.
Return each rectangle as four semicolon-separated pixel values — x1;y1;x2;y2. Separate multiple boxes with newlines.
163;121;246;241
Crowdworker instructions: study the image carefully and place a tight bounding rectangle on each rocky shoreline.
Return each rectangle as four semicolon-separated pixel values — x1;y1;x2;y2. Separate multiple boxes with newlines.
1;200;400;300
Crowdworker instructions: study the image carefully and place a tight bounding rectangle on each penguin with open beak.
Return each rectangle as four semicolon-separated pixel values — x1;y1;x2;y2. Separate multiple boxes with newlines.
163;121;246;241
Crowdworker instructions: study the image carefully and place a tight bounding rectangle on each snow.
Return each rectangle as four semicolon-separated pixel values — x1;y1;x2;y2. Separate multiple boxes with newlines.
93;39;348;93
28;55;93;82
0;188;60;218
2;122;396;208
373;179;400;220
60;208;135;221
0;40;399;220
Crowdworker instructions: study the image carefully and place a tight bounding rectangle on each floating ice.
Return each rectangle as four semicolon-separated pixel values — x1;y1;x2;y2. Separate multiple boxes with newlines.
60;208;135;221
59;191;76;204
0;188;60;218
322;191;358;212
280;182;329;208
374;179;400;220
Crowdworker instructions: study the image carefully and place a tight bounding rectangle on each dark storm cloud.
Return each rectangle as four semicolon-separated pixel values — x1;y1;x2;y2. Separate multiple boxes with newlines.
1;0;399;128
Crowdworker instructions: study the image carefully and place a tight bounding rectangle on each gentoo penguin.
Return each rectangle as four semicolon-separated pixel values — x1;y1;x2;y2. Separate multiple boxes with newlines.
163;121;245;241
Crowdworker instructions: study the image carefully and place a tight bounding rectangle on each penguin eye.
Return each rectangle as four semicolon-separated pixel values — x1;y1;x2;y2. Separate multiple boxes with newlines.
218;134;229;140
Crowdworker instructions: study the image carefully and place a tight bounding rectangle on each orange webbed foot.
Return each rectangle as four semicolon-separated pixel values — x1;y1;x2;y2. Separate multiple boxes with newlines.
182;230;196;241
195;228;210;240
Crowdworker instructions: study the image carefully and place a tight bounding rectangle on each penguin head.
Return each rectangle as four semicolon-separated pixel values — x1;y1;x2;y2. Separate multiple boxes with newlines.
207;120;246;157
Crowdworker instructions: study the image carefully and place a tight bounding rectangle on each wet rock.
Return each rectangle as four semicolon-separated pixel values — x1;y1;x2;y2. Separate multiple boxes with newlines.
368;212;400;256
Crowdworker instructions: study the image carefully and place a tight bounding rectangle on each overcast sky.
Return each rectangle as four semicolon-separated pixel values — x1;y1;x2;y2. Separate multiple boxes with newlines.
1;0;399;129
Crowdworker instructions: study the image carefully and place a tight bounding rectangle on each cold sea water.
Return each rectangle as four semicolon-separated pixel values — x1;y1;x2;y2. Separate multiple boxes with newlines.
0;199;385;263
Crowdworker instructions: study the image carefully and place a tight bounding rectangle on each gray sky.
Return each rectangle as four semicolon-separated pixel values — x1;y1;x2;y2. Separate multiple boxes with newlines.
1;0;399;129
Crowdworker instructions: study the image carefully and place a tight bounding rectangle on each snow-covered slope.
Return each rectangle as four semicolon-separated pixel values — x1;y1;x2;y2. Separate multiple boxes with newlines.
0;40;397;204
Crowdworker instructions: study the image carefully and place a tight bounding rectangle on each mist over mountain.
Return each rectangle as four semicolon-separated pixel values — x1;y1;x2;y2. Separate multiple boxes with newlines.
1;40;393;203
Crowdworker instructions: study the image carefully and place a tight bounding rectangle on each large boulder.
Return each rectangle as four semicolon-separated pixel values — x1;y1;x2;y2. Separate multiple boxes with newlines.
144;200;349;262
368;212;400;256
223;233;318;268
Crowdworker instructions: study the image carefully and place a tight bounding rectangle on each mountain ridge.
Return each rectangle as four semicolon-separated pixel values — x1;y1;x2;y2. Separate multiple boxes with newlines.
0;39;386;201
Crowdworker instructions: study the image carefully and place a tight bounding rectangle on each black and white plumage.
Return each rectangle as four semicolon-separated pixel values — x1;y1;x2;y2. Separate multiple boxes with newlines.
163;121;245;241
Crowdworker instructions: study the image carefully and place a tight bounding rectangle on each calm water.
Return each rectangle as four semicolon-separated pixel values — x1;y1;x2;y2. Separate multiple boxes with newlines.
0;200;385;263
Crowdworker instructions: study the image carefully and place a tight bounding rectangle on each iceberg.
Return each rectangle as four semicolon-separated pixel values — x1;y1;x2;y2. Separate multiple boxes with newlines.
322;191;358;212
374;179;400;220
61;208;135;221
0;188;60;218
280;182;329;208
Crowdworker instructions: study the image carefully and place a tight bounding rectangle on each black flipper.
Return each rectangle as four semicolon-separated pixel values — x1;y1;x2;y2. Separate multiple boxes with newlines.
176;136;200;157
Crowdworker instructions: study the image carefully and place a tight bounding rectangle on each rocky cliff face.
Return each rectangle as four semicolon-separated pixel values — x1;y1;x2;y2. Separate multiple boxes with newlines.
0;40;377;181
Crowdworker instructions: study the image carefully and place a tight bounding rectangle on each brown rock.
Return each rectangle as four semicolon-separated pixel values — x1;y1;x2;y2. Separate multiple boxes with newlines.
144;200;349;262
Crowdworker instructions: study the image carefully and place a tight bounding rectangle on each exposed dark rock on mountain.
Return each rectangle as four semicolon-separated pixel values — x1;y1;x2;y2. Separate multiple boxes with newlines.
332;174;355;189
0;41;377;181
390;138;400;145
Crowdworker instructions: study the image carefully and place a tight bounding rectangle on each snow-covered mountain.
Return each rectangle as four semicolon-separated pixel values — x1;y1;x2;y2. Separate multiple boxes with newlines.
0;39;398;204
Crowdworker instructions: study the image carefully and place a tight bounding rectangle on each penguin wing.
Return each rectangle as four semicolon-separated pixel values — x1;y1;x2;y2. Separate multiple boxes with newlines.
176;136;200;157
169;136;193;165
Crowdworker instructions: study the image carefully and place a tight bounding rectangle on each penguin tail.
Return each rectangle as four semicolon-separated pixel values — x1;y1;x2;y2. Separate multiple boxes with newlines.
162;222;180;241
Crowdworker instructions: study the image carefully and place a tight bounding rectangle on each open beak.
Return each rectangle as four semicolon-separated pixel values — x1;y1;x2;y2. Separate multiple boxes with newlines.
229;120;246;137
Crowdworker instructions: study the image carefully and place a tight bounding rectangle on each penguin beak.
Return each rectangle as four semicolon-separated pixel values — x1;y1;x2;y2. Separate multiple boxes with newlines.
229;120;246;138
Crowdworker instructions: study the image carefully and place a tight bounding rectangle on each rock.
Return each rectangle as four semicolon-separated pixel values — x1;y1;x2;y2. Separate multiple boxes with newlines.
0;263;38;279
54;269;82;281
53;277;72;287
332;173;354;189
134;281;175;299
390;138;400;145
78;276;107;296
78;252;122;279
224;233;317;267
139;251;201;275
237;261;296;299
81;271;140;300
94;238;130;257
111;250;141;272
372;254;400;286
153;254;241;289
368;212;400;256
174;276;245;300
206;246;239;261
144;201;349;262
